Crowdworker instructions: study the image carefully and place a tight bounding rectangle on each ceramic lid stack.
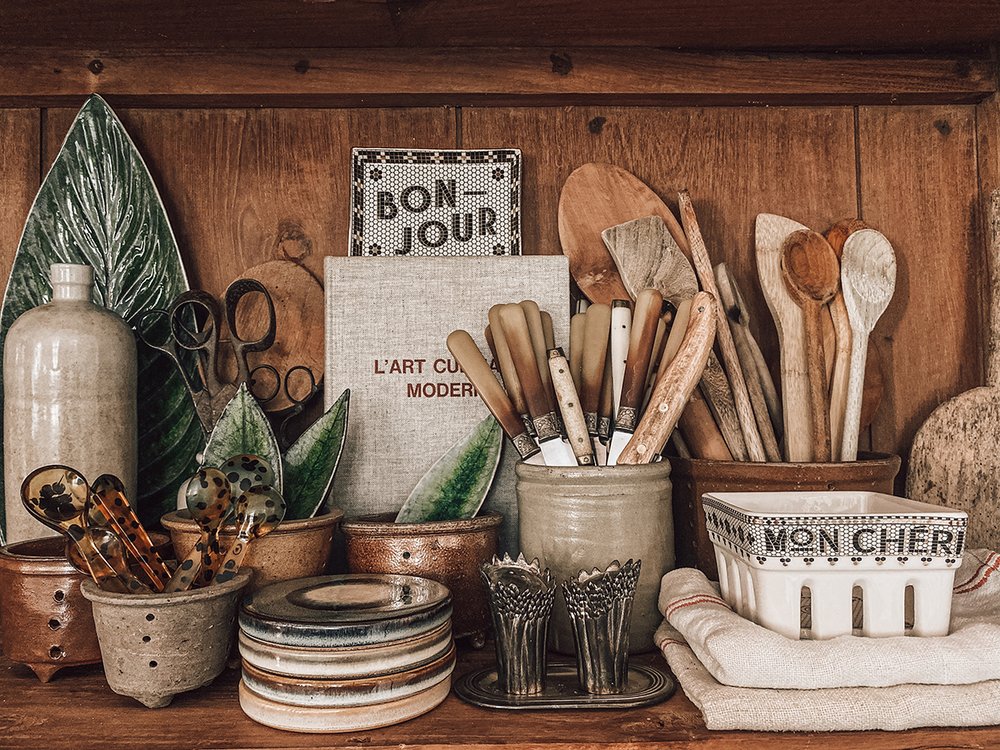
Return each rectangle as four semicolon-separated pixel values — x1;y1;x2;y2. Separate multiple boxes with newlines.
237;573;455;733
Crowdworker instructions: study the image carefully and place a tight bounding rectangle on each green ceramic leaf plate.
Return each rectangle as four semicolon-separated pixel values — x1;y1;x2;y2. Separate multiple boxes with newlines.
202;384;283;492
0;95;202;541
282;388;350;520
395;415;503;524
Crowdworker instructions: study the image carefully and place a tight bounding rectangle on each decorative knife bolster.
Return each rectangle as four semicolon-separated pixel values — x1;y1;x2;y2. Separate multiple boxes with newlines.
533;411;561;442
598;416;612;442
522;414;536;437
585;411;598;435
512;432;541;460
615;405;638;433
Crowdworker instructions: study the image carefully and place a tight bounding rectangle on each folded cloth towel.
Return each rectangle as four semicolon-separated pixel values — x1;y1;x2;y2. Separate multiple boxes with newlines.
655;549;1000;689
655;620;1000;731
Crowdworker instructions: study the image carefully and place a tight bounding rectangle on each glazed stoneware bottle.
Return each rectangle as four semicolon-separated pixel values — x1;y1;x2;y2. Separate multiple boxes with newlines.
4;263;137;543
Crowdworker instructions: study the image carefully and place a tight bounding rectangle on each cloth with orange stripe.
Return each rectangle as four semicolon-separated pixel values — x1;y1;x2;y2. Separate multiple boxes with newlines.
654;549;1000;731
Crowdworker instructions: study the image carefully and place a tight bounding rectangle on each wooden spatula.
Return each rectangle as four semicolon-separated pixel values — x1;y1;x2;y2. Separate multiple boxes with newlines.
781;230;841;462
840;229;896;461
558;163;687;304
908;191;1000;546
756;213;813;461
602;216;694;305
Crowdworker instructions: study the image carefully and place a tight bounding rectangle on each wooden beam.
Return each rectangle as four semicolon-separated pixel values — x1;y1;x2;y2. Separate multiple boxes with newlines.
1;0;999;52
0;49;993;107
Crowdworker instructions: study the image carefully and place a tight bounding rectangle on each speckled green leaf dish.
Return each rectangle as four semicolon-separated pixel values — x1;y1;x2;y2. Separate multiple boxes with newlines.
395;415;502;523
0;94;201;541
203;384;283;493
283;388;350;520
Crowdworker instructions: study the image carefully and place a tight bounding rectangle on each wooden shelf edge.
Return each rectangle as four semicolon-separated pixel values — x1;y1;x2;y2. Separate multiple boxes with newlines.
0;48;993;107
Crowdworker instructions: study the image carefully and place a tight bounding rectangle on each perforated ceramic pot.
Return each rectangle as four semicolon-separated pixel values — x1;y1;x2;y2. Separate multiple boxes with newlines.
516;461;674;654
0;536;101;682
82;571;250;708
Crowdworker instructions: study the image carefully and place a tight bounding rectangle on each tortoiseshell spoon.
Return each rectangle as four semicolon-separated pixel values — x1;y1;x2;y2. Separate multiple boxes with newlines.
90;474;171;591
20;465;122;590
214;486;286;585
219;454;276;496
67;529;152;594
164;468;233;592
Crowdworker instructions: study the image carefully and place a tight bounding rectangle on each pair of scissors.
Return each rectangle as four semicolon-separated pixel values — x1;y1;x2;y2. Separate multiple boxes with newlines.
248;364;321;448
137;279;277;434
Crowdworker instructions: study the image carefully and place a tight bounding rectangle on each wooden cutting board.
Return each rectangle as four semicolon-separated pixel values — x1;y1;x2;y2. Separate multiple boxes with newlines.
558;163;688;304
227;259;325;412
907;190;999;547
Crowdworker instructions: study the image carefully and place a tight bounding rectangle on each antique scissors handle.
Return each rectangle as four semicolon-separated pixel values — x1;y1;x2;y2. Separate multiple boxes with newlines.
169;290;227;399
135;307;202;397
225;279;277;387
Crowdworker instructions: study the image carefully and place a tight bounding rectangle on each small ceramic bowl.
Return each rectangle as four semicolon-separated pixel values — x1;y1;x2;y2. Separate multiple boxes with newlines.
82;571;250;708
0;536;102;682
161;506;343;590
241;641;456;707
341;513;501;645
238;619;453;679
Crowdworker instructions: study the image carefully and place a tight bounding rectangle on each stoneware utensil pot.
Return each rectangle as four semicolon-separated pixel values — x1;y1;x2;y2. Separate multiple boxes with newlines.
341;512;501;645
669;452;900;578
161;506;343;590
515;461;674;654
0;536;102;682
3;263;137;543
81;571;250;708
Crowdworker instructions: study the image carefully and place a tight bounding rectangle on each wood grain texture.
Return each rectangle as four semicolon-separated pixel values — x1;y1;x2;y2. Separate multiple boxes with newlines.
43;107;456;294
463;105;858;401
4;648;1000;749
857;106;982;464
2;3;1000;51
0;110;39;296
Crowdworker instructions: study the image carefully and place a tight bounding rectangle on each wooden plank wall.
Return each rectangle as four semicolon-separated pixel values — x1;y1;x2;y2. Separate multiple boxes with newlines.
0;75;996;469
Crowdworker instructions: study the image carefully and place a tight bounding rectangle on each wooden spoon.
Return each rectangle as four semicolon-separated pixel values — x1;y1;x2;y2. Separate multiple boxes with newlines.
165;468;232;592
781;230;841;462
558;163;687;305
840;228;897;461
214;486;286;585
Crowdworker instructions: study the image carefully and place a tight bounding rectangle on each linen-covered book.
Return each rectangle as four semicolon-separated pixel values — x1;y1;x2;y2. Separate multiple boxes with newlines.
324;256;570;552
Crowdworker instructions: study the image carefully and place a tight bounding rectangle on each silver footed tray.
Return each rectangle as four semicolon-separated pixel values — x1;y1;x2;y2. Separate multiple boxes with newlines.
453;661;676;710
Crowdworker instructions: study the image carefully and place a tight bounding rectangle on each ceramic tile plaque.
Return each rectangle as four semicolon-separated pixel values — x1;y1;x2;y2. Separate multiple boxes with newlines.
349;148;521;257
324;256;569;553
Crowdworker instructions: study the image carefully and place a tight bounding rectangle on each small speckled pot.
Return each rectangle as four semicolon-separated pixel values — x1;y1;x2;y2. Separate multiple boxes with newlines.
81;571;250;708
341;513;501;646
0;536;102;682
161;506;343;591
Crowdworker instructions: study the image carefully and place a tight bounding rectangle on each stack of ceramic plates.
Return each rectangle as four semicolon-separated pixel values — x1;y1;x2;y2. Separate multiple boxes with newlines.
237;573;455;733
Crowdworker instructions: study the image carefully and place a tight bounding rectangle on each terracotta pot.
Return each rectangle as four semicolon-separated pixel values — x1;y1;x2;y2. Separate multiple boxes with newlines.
0;536;102;682
82;571;250;708
341;513;501;646
515;461;674;655
669;451;901;579
161;506;343;591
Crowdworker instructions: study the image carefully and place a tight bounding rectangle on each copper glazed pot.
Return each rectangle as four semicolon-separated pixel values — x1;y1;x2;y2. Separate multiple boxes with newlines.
341;513;502;646
0;536;102;682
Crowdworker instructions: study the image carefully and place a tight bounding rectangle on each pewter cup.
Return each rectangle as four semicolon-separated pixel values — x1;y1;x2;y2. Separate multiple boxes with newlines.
562;559;641;694
481;554;556;695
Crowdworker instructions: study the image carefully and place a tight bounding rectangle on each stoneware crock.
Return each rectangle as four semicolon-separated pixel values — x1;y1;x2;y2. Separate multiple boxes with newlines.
341;512;501;645
516;461;673;655
0;536;101;682
161;506;343;590
81;570;250;708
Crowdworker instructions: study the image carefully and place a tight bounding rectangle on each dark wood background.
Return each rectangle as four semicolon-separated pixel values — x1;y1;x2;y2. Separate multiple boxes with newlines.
0;3;998;471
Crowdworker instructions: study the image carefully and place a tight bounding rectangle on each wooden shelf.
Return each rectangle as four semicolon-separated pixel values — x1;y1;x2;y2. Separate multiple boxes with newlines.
2;644;999;748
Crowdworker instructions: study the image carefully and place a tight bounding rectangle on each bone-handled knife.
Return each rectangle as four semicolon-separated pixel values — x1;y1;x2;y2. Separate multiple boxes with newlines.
608;288;663;465
569;312;587;394
610;299;632;417
447;330;542;464
499;304;577;466
548;348;596;466
596;352;613;465
580;303;611;450
488;304;534;437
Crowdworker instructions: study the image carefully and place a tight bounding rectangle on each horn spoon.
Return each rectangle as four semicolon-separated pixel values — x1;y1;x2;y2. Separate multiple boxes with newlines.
165;468;233;592
214;486;286;585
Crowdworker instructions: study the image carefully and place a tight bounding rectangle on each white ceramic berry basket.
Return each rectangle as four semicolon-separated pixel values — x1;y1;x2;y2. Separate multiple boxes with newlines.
702;491;968;640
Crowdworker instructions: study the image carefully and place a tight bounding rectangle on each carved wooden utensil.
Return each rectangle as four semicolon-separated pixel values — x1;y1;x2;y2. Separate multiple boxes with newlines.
602;216;693;305
756;214;813;461
781;230;841;462
679;190;774;462
558;163;687;304
907;193;1000;546
840;228;897;461
618;292;717;464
